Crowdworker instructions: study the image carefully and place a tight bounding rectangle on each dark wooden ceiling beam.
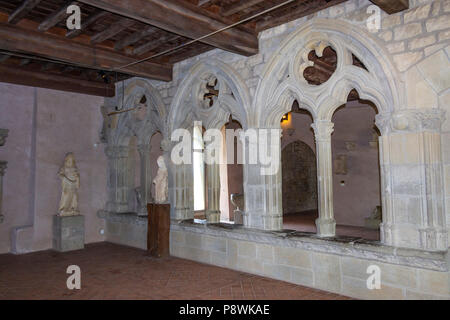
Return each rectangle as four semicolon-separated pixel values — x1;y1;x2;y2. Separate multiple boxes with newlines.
0;22;172;81
8;0;42;24
257;0;347;31
221;0;266;17
0;63;115;97
197;0;219;7
38;0;78;31
0;54;10;62
66;10;110;38
114;26;159;51
369;0;408;14
133;34;180;56
77;0;258;56
90;18;135;44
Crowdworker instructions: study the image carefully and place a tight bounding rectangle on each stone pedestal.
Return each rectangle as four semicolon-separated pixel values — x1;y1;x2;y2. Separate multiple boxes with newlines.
53;215;85;252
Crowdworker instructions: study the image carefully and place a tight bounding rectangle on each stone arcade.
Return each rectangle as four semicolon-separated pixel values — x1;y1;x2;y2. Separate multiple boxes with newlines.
0;0;449;300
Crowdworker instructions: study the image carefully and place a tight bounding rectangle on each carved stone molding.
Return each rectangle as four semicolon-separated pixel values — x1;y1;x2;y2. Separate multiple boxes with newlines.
375;109;446;134
312;120;334;141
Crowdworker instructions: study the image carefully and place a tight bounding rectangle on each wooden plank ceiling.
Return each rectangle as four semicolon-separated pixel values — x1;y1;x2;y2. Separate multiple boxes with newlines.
0;0;407;97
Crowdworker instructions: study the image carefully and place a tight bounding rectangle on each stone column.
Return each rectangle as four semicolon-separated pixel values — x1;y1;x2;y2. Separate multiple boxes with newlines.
105;145;129;213
137;144;151;216
165;137;193;221
312;120;336;237
376;110;448;251
206;162;220;223
243;128;282;230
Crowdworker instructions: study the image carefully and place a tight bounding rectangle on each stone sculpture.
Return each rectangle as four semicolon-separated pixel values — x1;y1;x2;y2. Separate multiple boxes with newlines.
58;153;80;216
153;156;168;203
230;193;244;225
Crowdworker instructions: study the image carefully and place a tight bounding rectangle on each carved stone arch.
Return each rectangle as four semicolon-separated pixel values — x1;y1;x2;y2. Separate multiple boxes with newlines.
255;18;402;128
110;79;167;146
264;81;317;128
123;78;168;138
168;59;251;134
205;104;231;130
317;67;388;120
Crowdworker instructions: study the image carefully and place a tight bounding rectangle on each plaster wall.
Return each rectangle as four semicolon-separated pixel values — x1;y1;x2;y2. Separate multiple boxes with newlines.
0;83;107;253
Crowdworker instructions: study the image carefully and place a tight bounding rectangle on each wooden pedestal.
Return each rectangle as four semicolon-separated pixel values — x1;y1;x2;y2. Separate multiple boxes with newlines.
147;203;170;258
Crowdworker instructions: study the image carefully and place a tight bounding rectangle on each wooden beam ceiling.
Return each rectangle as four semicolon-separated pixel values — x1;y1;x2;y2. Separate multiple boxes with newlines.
221;0;266;17
370;0;409;14
114;26;159;51
257;0;347;31
0;22;172;81
90;17;135;44
0;63;115;97
65;10;110;39
8;0;42;24
77;0;258;56
38;0;76;31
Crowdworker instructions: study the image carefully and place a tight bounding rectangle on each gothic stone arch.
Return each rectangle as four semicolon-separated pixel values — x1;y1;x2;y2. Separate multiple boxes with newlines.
105;79;168;215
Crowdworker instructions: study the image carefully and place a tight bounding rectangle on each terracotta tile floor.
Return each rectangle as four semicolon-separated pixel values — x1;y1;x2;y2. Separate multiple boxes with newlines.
0;242;351;300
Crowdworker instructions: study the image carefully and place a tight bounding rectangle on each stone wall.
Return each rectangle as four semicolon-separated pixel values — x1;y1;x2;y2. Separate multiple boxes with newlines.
98;0;450;298
170;222;450;300
0;83;107;254
110;0;448;249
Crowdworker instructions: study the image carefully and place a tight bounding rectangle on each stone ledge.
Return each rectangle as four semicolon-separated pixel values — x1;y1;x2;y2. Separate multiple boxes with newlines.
99;211;147;226
171;220;448;272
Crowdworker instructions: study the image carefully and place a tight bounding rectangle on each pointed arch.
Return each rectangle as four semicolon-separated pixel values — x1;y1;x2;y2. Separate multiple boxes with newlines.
168;59;251;133
255;18;403;127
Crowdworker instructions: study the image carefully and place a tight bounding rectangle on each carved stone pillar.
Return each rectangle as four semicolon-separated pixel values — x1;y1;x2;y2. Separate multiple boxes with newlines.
243;128;282;230
0;128;8;224
137;144;151;216
165;137;193;221
312;120;336;237
206;163;220;223
376;109;448;251
105;145;129;213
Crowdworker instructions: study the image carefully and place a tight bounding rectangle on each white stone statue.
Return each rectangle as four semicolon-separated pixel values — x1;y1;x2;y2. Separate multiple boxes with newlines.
152;156;168;204
58;153;80;216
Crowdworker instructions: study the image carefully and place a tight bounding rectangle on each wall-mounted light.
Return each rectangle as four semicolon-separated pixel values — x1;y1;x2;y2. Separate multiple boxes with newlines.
281;113;289;122
98;71;110;84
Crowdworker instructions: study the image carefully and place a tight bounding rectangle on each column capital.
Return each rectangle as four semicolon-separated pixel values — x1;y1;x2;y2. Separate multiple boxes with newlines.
105;145;129;158
375;109;446;135
312;120;334;141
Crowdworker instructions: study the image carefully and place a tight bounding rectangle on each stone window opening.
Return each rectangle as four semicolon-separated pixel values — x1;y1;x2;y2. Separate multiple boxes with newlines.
303;46;337;86
219;118;244;225
329;90;381;241
280;101;318;232
193;124;206;221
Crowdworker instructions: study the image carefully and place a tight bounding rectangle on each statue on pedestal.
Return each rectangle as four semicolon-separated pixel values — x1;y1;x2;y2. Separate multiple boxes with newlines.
58;153;80;216
152;156;168;204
